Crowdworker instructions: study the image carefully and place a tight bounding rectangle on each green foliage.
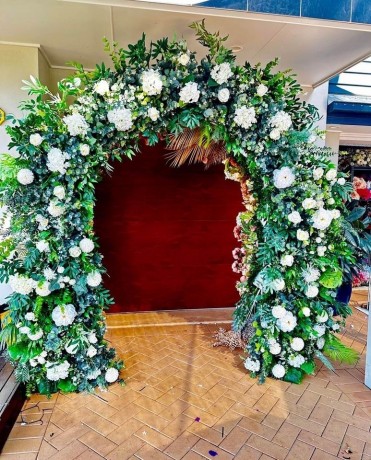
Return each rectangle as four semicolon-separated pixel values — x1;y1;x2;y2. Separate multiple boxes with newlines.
319;269;343;289
324;335;359;365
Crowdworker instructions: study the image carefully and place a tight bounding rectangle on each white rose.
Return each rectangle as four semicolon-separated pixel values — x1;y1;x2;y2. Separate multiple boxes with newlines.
313;168;324;180
312;208;333;230
178;54;190;66
218;88;230;103
288;211;302;224
35;282;51;297
272;305;287;319
291;337;305;351
302;198;317;210
25;312;35;321
79;238;94;253
317;246;327;257
105;368;119;383
337;178;346;185
280;254;294;267
53;186;65;200
302;307;311;317
69;246;81;258
331;209;340;219
297;229;309;241
257;84;268;97
86;271;102;287
88;332;98;344
17;169;34;185
30;133;43;146
272;279;285;291
272;364;286;379
87;346;97;358
269;129;281;140
316;311;328;323
94;80;110;96
147;107;160;121
80;144;90;156
273;167;295;189
305;285;319;298
325;169;337;181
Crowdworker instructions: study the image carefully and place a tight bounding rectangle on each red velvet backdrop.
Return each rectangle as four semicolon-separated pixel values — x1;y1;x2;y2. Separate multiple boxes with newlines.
94;142;242;312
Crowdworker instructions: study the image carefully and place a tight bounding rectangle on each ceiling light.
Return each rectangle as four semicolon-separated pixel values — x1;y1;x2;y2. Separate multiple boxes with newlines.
231;45;243;53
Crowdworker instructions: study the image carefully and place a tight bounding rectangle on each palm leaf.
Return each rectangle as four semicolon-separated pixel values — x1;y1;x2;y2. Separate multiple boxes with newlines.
324;335;359;365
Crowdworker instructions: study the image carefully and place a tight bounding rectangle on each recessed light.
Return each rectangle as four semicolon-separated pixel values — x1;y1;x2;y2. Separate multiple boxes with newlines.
329;126;339;129
231;46;243;53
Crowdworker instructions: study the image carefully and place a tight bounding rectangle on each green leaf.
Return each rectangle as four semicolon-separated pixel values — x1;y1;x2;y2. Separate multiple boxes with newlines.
324;335;359;365
301;360;315;375
319;269;343;289
57;379;78;393
284;367;304;384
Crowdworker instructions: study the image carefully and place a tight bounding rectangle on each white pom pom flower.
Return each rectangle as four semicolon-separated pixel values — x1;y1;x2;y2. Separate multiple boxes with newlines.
30;133;43;146
291;337;305;351
52;304;77;327
86;271;102;287
17;169;34;185
79;238;94;253
272;363;286;378
105;367;119;383
273;167;295;189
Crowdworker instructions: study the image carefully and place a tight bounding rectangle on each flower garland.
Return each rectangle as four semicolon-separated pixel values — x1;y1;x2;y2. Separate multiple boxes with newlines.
0;21;356;393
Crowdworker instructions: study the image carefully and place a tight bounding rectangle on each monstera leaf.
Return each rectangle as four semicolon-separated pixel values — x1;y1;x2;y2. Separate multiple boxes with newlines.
319;269;343;289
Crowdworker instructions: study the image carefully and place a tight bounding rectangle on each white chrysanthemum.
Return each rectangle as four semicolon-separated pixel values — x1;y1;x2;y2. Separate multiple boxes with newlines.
313;324;326;337
88;332;98;344
316;311;329;323
87;369;101;380
244;357;260;373
35;214;48;230
317;246;327;257
272;305;287;319
28;329;44;341
46;361;70;381
331;209;340;219
47;200;65;217
302;307;311;317
47;148;68;175
80;144;90;156
269;342;281;355
30;133;43;146
291;337;305;351
17;169;34;185
9;275;35;295
234;106;257;130
178;53;190;66
288;354;305;368
273;167;295;189
218;88;230;103
272;279;285;291
68;247;81;259
210;62;233;85
105;367;119;383
312;208;333;230
86;271;102;287
87;346;97;357
147;107;160;121
53;186;65;200
288;211;302;224
52;304;77;327
179;82;200;104
63;113;89;136
142;69;163;95
35;282;51;297
43;268;56;281
270;129;281;140
277;312;297;332
107;108;133;131
297;229;309;241
94;80;110;96
79;238;94;253
281;254;294;267
313;167;324;180
270;111;292;132
325;169;337;181
272;364;286;378
337;177;346;185
302;198;317;210
317;337;325;349
303;266;320;283
36;240;50;253
305;285;319;298
257;84;268;97
25;312;36;321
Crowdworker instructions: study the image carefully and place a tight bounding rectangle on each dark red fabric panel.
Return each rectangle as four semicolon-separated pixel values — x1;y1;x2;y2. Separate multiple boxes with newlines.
94;143;242;312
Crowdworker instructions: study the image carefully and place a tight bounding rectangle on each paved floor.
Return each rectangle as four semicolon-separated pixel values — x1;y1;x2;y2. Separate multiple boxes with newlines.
0;301;370;460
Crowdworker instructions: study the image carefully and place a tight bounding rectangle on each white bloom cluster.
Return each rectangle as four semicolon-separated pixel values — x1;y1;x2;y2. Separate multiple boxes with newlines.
46;361;71;381
47;148;68;175
87;271;102;287
9;274;35;295
276;311;297;332
53;186;65;200
244;357;260;373
43;268;56;281
105;367;119;383
303;266;320;283
218;88;230;103
35;214;49;230
288;354;305;368
80;144;90;156
257;84;268;97
273;167;295;189
270;111;292;132
80;238;94;253
302;198;317;210
17;169;34;185
142;69;163;95
291;337;305;351
272;363;285;378
297;229;309;241
234;106;257;130
288;211;302;224
94;80;110;96
305;285;319;298
107;108;133;131
147;107;160;121
36;240;50;253
30;350;47;367
48;200;65;217
179;82;200;104
268;339;281;355
63;113;89;137
178;54;190;66
312;208;333;230
30;133;43;146
52;304;77;327
210;63;233;85
281;254;294;267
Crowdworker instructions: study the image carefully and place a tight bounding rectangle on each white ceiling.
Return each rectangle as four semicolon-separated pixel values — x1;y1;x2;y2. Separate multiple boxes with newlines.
328;124;371;146
1;0;371;87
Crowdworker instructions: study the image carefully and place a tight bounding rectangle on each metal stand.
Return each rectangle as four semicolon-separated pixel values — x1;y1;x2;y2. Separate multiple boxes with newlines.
364;255;371;388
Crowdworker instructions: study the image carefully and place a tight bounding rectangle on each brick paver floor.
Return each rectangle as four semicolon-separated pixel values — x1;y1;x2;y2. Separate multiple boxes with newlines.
1;303;370;460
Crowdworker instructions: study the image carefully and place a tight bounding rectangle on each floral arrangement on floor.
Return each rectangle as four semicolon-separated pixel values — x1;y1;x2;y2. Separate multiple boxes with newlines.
0;21;358;393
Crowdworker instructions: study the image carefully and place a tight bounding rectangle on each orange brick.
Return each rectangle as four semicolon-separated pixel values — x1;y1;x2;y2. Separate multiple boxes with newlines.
192;438;234;460
106;435;145;460
286;413;324;436
238;416;277;440
311;449;338;460
346;425;371;444
246;434;288;460
78;429;117;457
219;425;251;455
322;418;348;443
297;390;321;410
285;440;315;460
234;444;262;460
134;425;172;451
272;422;301;449
309;404;333;425
298;430;340;456
164;431;200;459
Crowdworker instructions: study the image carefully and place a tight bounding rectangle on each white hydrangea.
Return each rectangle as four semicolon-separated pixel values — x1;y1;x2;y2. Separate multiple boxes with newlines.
325;169;337;181
80;144;90;156
147;107;160;121
281;254;294;267
179;82;200;104
313;168;324;180
52;304;77;327
302;198;317;210
63;113;89;137
272;279;285;291
331;209;340;219
244;357;260;373
277;311;297;332
9;274;35;295
142;69;163;95
291;337;305;351
288;211;302;224
288;354;305;368
273;167;295;189
87;346;97;358
69;246;81;258
94;80;110;96
303;266;320;283
337;177;346;185
218;88;230;103
107;108;133;132
272;363;286;378
178;53;190;66
35;214;49;230
316;311;329;323
312;208;333;230
302;307;311;317
105;367;119;383
79;238;94;253
297;229;309;241
270;129;281;140
210;62;233;85
270;111;292;132
47;148;68;175
86;271;102;287
234;106;257;130
25;312;36;321
272;305;287;319
36;240;50;253
47;200;65;217
317;337;325;349
53;186;66;200
30;133;43;146
257;84;268;97
28;329;44;341
46;361;70;381
305;285;319;298
317;246;327;257
17;169;34;185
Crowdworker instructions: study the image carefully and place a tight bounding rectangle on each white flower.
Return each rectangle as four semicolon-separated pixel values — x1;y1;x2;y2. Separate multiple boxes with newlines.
244;357;260;372
277;312;297;332
63;113;89;137
46;361;70;381
87;346;97;358
87;271;102;287
316;311;328;323
69;246;81;258
53;186;65;200
332;323;340;331
302;307;311;317
87;369;101;380
178;53;190;66
73;77;81;87
35;282;51;297
303;266;320;283
272;305;287;319
179;82;200;104
327;198;335;205
210;62;233;85
218;88;230;103
257;84;268;97
107;108;133;132
331;209;340;219
297;229;309;241
28;329;43;341
94;80;110;96
43;268;56;281
30;133;43;146
36;240;50;253
312;208;333;230
291;337;305;351
288;211;302;224
288;354;305;368
269;129;281;140
305;285;319;298
105;367;119;383
79;238;94;253
302;198;317;210
316;237;322;243
317;337;325;349
337;177;346;185
272;279;285;291
142;69;163;95
47;148;68;175
273;167;295;189
57;266;64;274
88;332;98;344
313;324;326;337
65;342;78;354
30;359;37;367
234;106;256;130
281;254;294;267
317;246;327;257
269;342;281;355
35;214;48;230
52;304;77;327
80;144;90;156
147;107;160;122
19;326;30;334
48;200;65;217
37;356;46;364
313;168;324;180
9;275;35;295
270;111;292;132
25;312;35;321
325;169;337;181
272;364;286;378
17;169;34;185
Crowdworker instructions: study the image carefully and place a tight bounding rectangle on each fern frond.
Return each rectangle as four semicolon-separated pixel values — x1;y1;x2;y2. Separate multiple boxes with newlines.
324;335;359;365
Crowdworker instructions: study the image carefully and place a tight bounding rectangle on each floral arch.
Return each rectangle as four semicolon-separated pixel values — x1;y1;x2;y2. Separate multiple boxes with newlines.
0;22;357;395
